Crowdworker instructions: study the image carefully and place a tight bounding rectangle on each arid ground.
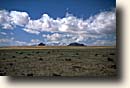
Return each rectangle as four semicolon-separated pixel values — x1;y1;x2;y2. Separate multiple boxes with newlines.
0;46;117;77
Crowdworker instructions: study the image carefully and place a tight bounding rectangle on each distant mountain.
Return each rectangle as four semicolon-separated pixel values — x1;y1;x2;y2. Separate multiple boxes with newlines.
38;43;46;46
68;42;85;46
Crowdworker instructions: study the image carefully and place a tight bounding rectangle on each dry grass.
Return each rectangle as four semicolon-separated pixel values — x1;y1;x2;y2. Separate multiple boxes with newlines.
0;46;116;49
0;46;117;77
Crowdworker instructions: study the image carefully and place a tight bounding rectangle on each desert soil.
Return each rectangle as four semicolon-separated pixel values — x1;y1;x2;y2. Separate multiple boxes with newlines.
0;46;117;77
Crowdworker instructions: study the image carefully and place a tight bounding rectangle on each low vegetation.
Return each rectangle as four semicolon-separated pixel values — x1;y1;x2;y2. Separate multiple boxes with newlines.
0;46;117;77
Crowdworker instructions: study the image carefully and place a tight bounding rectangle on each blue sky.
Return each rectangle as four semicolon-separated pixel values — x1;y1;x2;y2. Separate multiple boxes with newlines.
0;0;116;46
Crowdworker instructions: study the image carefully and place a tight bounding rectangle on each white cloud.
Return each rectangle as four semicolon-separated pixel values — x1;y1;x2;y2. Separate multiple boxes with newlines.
0;10;10;23
25;20;42;30
0;38;38;46
59;24;68;32
0;9;116;46
0;10;13;29
0;10;29;29
24;11;115;35
0;38;11;43
0;37;41;46
0;32;7;35
15;41;28;46
14;39;43;46
10;11;29;26
46;33;62;41
87;11;116;34
1;23;13;29
31;39;41;43
0;9;115;35
87;39;116;46
42;33;86;45
23;28;40;35
0;37;14;43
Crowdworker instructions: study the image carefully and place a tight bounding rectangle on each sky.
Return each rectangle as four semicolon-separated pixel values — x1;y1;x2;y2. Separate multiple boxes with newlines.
0;0;116;46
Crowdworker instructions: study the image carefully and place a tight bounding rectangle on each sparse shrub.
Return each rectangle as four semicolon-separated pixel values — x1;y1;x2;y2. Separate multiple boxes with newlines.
4;67;7;69
110;53;115;55
21;73;25;76
24;56;28;58
52;73;61;76
2;58;5;60
19;52;23;54
61;53;64;55
95;54;98;56
47;51;50;54
72;66;81;68
65;58;71;61
36;51;39;54
110;65;116;69
8;63;13;66
27;73;33;76
12;56;16;58
76;53;79;55
27;53;31;55
39;58;43;61
107;57;113;62
102;55;106;57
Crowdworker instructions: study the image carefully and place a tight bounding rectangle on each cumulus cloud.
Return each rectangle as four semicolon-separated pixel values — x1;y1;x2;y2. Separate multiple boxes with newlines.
0;9;116;46
10;11;29;26
1;23;13;29
24;10;115;35
0;10;13;29
42;33;90;45
0;10;10;24
87;11;116;34
0;9;115;34
0;10;29;29
46;33;62;41
0;9;115;33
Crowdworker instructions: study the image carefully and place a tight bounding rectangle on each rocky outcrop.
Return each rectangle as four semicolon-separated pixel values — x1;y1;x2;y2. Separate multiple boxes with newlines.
38;43;45;46
68;42;85;46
